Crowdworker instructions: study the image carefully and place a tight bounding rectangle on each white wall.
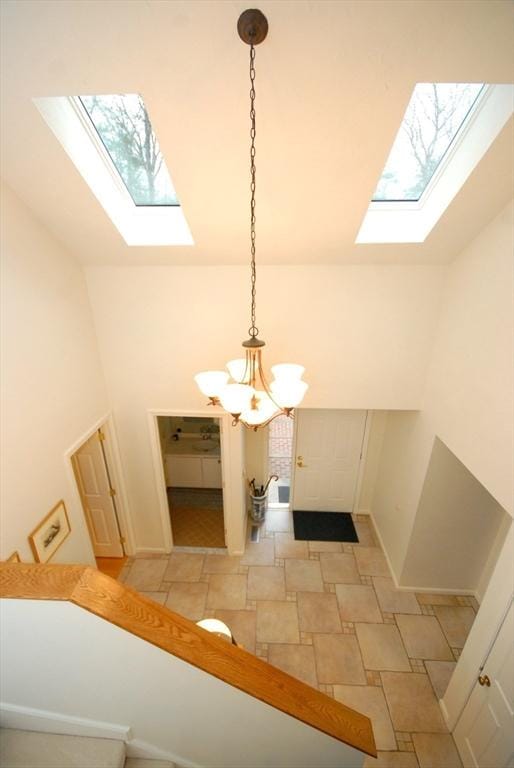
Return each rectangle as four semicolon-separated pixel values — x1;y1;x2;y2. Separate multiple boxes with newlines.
0;598;366;768
0;184;109;564
355;410;387;514
475;512;513;603
401;438;508;591
370;201;514;584
369;410;435;577
424;200;514;515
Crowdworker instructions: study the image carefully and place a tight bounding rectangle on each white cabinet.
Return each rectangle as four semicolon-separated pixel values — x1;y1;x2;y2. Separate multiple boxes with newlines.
202;457;222;489
165;456;203;488
165;455;222;489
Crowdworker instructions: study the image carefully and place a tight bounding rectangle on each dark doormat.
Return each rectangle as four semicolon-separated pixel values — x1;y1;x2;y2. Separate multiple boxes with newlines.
293;510;359;542
278;486;290;503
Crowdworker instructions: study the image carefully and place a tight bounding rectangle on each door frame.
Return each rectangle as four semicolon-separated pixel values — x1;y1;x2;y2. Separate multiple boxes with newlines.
290;408;370;513
266;416;295;509
65;412;136;556
148;409;233;553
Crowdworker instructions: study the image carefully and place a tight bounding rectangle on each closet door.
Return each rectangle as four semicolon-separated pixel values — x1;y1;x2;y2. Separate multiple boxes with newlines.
72;430;124;557
454;599;514;768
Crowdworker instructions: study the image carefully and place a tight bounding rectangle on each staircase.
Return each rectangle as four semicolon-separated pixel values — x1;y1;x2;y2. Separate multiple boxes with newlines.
0;564;375;767
0;729;175;768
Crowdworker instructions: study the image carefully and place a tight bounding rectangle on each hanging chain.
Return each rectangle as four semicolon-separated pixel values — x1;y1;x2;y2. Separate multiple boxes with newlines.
248;43;259;339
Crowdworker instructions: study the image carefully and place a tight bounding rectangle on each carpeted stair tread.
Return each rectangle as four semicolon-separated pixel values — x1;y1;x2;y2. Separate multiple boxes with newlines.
125;760;175;768
0;729;125;768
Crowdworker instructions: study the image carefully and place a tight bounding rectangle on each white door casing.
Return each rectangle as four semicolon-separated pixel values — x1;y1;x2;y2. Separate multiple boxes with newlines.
293;410;367;512
72;430;124;558
454;598;514;768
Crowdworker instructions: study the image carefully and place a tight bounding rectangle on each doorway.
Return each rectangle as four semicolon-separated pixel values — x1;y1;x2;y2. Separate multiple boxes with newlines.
71;426;127;577
158;415;226;548
267;414;294;507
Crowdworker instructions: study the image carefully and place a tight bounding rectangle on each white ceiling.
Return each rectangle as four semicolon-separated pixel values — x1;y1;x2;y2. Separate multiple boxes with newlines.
1;0;513;266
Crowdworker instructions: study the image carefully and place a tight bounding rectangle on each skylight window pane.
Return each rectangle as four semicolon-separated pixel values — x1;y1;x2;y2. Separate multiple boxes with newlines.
372;83;484;202
79;94;178;206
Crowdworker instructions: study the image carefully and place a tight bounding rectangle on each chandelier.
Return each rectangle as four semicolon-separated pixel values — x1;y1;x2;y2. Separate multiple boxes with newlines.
194;9;308;431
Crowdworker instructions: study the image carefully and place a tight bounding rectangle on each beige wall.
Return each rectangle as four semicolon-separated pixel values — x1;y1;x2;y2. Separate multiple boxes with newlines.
370;200;514;585
85;264;444;550
0;184;109;563
401;438;508;591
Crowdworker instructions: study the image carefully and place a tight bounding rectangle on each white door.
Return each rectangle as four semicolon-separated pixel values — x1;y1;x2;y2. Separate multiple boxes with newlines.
293;409;367;512
454;599;514;768
72;430;124;557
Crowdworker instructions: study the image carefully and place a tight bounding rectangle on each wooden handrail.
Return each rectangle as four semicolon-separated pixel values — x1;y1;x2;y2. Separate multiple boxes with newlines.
0;563;376;757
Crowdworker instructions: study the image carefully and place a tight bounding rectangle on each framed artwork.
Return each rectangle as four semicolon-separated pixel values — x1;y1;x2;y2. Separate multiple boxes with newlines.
6;551;21;563
29;500;71;563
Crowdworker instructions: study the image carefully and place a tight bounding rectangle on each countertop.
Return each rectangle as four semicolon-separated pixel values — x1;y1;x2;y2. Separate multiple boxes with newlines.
164;438;220;458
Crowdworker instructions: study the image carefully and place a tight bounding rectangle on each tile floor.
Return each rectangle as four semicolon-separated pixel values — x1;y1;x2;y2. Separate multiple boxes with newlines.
119;510;479;768
167;488;225;547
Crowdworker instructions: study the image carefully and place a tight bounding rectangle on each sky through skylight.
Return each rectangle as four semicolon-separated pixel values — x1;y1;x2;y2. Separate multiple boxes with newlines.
80;94;179;207
372;83;484;202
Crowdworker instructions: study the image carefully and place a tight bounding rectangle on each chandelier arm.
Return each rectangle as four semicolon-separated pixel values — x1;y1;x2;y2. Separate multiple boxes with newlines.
240;408;294;432
255;350;284;411
241;349;251;385
250;348;257;388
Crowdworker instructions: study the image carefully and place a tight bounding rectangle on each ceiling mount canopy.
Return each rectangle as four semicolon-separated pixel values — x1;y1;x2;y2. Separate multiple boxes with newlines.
237;8;268;45
194;8;308;431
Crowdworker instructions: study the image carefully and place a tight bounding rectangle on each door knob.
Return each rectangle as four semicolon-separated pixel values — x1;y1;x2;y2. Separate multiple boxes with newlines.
478;674;491;687
297;456;308;468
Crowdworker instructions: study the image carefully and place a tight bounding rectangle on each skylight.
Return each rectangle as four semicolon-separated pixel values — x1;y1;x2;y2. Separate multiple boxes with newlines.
356;83;513;244
373;83;484;202
79;94;178;207
34;93;193;246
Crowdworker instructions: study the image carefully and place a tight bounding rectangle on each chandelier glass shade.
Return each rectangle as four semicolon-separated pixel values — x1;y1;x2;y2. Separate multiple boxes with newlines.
194;9;308;430
194;344;308;430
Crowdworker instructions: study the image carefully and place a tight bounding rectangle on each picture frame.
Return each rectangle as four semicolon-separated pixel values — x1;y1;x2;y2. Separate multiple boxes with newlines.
28;500;71;563
6;551;21;563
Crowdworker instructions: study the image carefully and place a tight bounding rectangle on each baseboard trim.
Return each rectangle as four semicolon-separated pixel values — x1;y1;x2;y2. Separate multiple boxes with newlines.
126;737;201;768
0;702;131;742
368;513;478;597
403;584;477;596
134;547;168;555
